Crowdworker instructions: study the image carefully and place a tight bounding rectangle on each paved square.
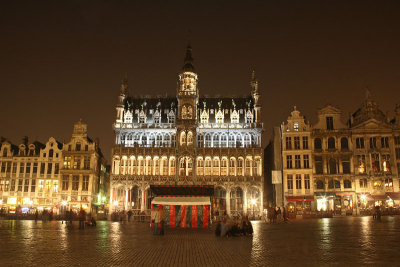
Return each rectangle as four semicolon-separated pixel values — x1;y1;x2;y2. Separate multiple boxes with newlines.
1;216;400;266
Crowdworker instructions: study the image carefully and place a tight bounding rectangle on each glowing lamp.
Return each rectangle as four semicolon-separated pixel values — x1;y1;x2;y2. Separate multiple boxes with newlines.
360;194;366;201
251;199;256;205
62;201;67;206
113;200;119;206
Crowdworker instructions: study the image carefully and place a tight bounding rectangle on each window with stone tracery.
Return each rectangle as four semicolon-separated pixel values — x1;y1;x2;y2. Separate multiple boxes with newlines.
245;110;253;123
138;157;144;175
187;131;193;145
229;158;236;175
197;158;204;176
213;134;219;148
162;158;168;175
139;110;146;123
179;158;185;176
170;158;175;175
132;158;137;175
154;158;159;175
245;158;252;176
180;132;186;146
187;158;193;176
205;158;212;176
168;111;175;123
229;134;235;147
205;134;211;147
201;110;208;123
153;110;160;124
237;158;244;176
197;134;204;148
221;158;228;176
212;158;220;176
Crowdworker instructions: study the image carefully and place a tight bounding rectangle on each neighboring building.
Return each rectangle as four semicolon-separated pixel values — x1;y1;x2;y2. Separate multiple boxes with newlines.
110;45;264;217
0;138;63;214
281;106;313;214
267;91;400;214
60;120;107;214
311;105;353;214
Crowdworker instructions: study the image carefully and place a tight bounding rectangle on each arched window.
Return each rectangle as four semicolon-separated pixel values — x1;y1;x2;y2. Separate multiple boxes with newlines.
187;131;193;146
244;134;251;147
212;157;220;176
179;158;185;176
205;134;211;147
344;180;351;189
252;160;257;176
180;131;186;146
314;138;322;150
156;134;162;147
214;187;226;212
197;157;204;176
131;186;142;210
205;158;212;175
328;137;335;149
334;180;341;189
221;158;228;176
163;134;170;147
230;187;243;213
132;157;137;175
245;158;252;176
329;158;337;174
237;158;244;176
153;157;159;175
171;134;176;147
316;180;324;189
212;134;219;148
187;158;193;176
127;134;133;146
229;134;235;147
236;134;243;147
138;157;144;175
169;157;176;175
229;158;236;175
220;134;227;148
161;157;168;175
197;134;204;148
146;157;152;175
328;180;334;189
341;137;349;150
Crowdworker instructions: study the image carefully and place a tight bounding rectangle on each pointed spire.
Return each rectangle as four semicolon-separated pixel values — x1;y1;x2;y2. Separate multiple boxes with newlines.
120;73;128;95
250;70;258;93
182;44;195;72
365;87;371;100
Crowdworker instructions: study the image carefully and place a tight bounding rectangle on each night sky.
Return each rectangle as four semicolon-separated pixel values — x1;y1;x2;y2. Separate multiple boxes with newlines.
1;1;399;162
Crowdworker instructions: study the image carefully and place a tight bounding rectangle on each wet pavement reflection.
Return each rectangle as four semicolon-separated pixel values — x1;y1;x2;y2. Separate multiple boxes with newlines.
1;216;400;266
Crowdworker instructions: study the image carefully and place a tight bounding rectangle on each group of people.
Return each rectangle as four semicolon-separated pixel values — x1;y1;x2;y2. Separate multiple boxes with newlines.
265;207;288;224
372;205;382;221
215;216;253;237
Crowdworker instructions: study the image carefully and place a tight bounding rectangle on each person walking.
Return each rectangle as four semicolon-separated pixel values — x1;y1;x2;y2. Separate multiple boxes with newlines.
35;210;39;222
79;208;86;229
152;209;160;235
127;210;132;222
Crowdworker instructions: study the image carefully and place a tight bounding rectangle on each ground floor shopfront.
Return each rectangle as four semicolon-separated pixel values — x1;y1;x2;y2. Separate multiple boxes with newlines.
285;191;400;215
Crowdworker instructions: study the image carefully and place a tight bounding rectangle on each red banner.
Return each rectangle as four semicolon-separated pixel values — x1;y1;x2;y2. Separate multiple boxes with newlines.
192;205;197;228
203;205;209;228
170;205;175;228
180;205;187;228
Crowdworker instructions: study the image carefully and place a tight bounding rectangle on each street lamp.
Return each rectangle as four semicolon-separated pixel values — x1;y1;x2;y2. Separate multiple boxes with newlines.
251;198;256;219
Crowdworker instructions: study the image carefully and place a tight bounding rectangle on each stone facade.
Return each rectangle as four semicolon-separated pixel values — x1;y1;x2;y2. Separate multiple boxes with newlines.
110;45;264;217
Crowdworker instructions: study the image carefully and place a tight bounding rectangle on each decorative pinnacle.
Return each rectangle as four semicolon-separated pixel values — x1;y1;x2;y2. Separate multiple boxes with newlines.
121;73;128;95
182;44;195;72
251;70;258;93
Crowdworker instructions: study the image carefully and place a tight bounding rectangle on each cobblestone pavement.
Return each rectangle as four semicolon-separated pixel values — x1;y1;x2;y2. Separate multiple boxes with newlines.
1;216;400;267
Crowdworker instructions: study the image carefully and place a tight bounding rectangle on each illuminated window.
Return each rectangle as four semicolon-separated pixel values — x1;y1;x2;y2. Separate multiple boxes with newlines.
153;110;160;124
244;134;251;147
382;154;391;173
245;110;253;123
73;157;80;170
357;155;366;174
294;123;299;131
245;158;251;176
197;134;204;148
187;131;193;145
169;158;175;175
138;157;144;175
220;134;227;148
197;158;204;176
64;156;71;169
39;180;44;192
228;134;235;147
154;158;159;175
237;158;244;176
205;158;212;176
180;132;186;146
213;134;219;148
221;158;228;176
139;110;146;123
162;158;168;175
212;158;220;176
53;180;59;193
146;157;152;175
187;158;193;176
372;153;380;172
168;111;175;124
384;178;393;189
229;158;236;175
156;134;162;147
359;178;367;188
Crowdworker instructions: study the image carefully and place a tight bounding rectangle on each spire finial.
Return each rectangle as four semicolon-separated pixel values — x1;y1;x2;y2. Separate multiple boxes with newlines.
121;73;128;95
250;69;258;93
365;87;371;100
182;44;195;72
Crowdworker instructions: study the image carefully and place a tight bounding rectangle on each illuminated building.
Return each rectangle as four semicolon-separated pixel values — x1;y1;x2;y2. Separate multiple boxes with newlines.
110;45;264;217
0;137;63;213
269;90;400;214
60;120;107;214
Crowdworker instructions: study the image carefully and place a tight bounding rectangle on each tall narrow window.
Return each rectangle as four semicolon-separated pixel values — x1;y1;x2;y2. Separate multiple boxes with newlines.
287;175;293;190
370;137;377;149
295;155;301;169
303;155;310;168
381;137;389;148
304;174;310;189
294;137;300;149
72;176;79;191
356;137;365;149
162;158;168;175
296;174;302;189
31;179;36;192
213;158;220;176
326;117;334;130
286;137;292;150
205;158;211;176
286;155;293;169
82;176;89;191
221;158;228;176
315;156;323;174
237;158;244;176
245;158;251;175
229;158;236;175
197;158;204;176
302;136;309;149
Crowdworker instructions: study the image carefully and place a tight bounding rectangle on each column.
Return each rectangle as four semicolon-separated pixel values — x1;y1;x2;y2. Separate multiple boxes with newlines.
125;188;129;211
259;190;264;216
243;188;248;216
226;188;231;216
141;187;145;212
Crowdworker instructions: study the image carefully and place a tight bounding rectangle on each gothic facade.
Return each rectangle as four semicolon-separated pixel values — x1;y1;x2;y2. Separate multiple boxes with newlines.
110;45;264;217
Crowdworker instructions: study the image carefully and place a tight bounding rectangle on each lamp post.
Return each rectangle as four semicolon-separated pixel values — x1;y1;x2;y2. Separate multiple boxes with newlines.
113;200;119;212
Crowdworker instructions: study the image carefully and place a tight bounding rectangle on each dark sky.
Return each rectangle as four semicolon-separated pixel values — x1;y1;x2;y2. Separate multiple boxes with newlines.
1;0;399;162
